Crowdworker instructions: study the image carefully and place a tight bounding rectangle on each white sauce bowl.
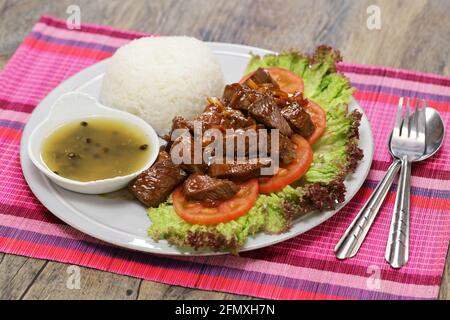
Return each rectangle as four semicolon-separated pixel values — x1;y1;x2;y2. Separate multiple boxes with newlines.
28;92;160;194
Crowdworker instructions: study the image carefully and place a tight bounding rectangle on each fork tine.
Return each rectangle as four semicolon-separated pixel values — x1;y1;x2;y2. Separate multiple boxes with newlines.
401;98;410;137
418;100;426;141
410;99;420;137
393;97;404;137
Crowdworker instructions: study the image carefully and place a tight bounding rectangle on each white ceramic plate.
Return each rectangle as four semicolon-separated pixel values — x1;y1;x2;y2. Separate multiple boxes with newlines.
20;42;374;256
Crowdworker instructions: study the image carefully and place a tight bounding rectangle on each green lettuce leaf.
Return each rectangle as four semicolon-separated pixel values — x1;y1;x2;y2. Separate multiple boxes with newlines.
148;186;298;252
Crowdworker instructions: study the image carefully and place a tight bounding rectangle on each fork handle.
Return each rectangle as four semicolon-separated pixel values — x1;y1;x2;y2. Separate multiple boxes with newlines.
385;155;411;268
335;160;401;259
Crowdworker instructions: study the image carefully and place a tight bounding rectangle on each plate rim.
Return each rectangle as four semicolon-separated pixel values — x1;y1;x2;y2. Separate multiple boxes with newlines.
20;42;374;256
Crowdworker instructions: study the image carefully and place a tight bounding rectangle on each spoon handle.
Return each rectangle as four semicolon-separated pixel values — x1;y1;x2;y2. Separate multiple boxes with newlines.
335;160;401;259
385;155;411;268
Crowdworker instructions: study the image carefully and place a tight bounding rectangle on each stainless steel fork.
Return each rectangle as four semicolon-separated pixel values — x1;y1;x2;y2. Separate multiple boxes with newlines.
385;98;426;268
335;98;426;264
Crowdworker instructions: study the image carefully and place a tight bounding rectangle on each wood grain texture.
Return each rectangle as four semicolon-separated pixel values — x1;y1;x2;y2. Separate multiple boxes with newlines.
137;282;253;300
0;0;448;300
439;248;450;300
21;262;142;300
0;254;47;299
0;0;449;75
0;54;8;70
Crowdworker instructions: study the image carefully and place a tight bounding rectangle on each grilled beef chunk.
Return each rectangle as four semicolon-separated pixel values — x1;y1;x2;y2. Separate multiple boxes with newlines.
164;116;194;151
172;115;194;133
248;95;293;137
281;102;315;138
199;99;256;131
219;127;295;165
208;158;272;181
194;100;224;132
183;173;240;202
278;133;297;164
175;99;256;136
221;107;256;129
222;83;241;106
223;128;261;159
246;68;279;88
160;134;171;149
222;84;263;111
254;128;296;165
170;134;207;173
129;151;187;207
157;149;171;161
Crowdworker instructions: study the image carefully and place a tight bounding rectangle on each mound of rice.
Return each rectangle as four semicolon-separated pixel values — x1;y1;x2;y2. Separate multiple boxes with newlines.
100;36;224;133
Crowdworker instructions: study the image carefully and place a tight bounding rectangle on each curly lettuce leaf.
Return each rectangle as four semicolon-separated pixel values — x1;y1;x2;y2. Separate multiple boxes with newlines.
148;186;298;252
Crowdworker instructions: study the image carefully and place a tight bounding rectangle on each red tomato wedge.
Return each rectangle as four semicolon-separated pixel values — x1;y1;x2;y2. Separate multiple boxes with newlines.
173;179;259;225
259;135;313;194
240;67;304;94
304;100;327;145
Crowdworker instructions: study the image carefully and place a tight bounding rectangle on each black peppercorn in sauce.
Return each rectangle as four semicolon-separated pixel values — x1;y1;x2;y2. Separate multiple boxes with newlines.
41;118;151;182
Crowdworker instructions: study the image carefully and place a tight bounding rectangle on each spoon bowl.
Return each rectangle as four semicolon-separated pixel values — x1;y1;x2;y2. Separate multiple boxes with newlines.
389;107;445;161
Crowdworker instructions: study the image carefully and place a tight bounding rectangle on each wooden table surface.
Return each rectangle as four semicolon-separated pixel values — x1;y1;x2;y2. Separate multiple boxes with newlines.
0;0;448;300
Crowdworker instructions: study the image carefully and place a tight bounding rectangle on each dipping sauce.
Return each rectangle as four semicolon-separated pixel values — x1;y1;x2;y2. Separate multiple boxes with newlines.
41;118;151;182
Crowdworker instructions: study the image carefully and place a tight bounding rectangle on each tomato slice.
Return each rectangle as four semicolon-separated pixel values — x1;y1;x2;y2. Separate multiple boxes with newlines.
240;67;304;94
304;100;327;145
173;179;259;225
259;135;313;194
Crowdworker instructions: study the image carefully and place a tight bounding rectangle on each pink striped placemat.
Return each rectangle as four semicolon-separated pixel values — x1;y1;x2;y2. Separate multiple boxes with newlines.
0;16;449;300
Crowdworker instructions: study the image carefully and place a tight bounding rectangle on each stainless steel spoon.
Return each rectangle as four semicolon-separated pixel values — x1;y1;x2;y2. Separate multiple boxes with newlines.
335;107;445;260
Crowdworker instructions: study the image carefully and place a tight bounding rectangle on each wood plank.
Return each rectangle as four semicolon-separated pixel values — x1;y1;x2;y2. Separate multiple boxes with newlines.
0;254;47;299
137;281;171;300
21;262;141;300
137;281;253;300
0;54;9;69
0;0;449;75
439;245;450;299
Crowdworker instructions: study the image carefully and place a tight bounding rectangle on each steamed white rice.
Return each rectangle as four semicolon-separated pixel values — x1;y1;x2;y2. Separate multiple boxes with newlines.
100;36;224;133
